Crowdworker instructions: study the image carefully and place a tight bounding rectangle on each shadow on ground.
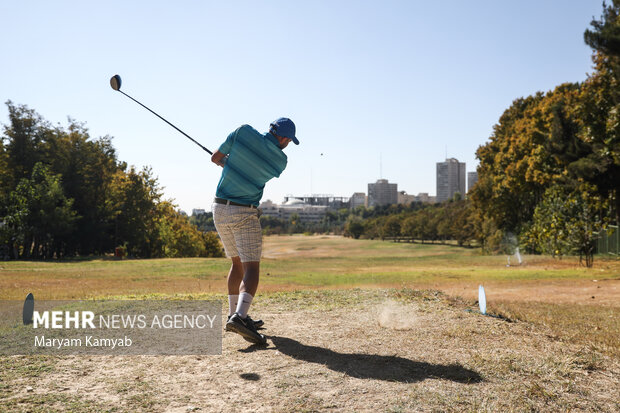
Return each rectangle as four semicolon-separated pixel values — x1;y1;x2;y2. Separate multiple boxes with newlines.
264;336;482;384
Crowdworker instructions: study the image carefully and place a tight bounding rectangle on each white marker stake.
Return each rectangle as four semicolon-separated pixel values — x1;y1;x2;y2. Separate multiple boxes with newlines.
478;285;487;315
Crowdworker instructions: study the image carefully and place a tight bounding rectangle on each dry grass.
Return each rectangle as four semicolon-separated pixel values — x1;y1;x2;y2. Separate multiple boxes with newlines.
1;236;619;411
489;300;620;358
1;289;618;412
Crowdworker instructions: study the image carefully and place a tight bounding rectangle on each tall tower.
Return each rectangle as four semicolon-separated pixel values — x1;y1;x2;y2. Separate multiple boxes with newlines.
368;179;398;207
436;158;466;202
467;171;478;193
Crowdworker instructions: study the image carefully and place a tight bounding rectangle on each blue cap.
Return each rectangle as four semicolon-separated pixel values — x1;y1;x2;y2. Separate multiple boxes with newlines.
270;118;299;145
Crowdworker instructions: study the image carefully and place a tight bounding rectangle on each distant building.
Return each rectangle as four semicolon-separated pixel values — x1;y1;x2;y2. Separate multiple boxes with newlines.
192;208;206;216
350;192;367;209
397;191;417;205
258;200;279;218
258;199;327;223
436;158;466;202
368;179;398;207
467;171;478;193
398;191;436;205
283;195;350;210
414;193;436;204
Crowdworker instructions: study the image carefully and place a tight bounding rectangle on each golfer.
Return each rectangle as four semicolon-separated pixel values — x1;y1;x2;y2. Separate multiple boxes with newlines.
211;118;299;344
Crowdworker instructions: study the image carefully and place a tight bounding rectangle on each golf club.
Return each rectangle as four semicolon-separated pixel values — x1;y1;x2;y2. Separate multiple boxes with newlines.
109;74;213;155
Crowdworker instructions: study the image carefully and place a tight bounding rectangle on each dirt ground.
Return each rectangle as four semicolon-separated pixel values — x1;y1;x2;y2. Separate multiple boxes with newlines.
2;290;618;412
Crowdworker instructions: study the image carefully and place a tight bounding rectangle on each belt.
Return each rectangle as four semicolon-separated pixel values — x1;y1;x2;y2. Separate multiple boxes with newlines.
214;197;256;209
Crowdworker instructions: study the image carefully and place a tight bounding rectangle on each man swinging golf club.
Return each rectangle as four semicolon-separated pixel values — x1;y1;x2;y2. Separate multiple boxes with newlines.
211;118;299;345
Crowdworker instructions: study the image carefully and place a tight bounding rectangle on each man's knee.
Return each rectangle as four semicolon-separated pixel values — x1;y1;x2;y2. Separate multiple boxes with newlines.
242;261;260;276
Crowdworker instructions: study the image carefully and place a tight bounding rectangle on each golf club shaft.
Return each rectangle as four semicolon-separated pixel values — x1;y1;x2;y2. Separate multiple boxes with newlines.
117;90;213;155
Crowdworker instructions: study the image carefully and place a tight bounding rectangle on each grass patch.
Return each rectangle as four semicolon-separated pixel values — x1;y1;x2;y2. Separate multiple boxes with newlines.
491;301;620;357
0;393;119;412
0;356;56;380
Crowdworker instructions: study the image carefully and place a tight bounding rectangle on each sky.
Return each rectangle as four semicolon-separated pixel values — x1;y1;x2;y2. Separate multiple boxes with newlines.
0;1;605;213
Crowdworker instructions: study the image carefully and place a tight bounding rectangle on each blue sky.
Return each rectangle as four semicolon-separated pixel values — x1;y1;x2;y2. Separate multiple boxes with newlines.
0;1;604;212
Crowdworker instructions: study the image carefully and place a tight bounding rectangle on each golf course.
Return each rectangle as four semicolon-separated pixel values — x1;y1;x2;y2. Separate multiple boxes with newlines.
1;235;618;412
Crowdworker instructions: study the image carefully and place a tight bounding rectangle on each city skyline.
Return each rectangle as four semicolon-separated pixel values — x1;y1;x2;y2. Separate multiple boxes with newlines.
0;2;603;212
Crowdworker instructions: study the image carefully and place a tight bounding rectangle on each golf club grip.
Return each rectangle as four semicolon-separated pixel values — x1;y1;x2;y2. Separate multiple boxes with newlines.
119;90;213;155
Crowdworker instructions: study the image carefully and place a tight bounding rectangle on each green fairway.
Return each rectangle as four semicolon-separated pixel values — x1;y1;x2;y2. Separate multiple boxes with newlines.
0;235;617;300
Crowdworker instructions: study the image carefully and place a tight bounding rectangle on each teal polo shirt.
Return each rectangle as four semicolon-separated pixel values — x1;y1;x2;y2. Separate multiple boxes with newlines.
215;125;288;206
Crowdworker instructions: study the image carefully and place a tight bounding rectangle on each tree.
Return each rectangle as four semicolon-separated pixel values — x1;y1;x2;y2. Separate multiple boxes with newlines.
472;88;577;235
288;213;304;233
580;1;620;224
189;211;216;232
2;101;47;187
109;167;161;257
584;1;620;65
381;215;402;239
153;201;224;258
525;185;604;266
401;215;418;241
201;231;225;258
344;216;364;239
3;163;77;258
260;215;288;235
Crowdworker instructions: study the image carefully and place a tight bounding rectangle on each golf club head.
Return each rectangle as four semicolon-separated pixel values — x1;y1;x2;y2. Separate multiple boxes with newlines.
110;74;122;91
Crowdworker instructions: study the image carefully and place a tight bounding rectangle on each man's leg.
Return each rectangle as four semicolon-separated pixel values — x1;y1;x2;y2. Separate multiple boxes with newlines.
227;260;265;344
227;256;244;317
235;261;259;318
212;202;241;317
224;207;266;344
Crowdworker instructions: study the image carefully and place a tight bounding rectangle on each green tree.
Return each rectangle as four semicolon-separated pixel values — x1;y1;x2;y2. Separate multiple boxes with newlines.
154;201;224;258
2;102;123;256
525;185;604;266
260;215;288;235
578;1;620;224
344;216;364;239
401;215;418;240
189;211;216;232
3;101;47;187
288;213;304;233
4;163;77;258
381;215;402;239
110;167;162;257
201;231;225;258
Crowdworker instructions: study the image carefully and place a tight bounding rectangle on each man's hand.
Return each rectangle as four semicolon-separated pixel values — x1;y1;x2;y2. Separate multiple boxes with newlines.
211;151;228;168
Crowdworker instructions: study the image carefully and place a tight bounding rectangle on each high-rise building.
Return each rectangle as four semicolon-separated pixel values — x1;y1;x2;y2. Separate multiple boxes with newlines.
467;171;478;193
436;158;466;202
368;179;398;207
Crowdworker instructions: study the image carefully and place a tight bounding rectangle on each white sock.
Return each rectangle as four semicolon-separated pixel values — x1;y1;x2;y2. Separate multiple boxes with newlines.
235;292;253;318
228;294;239;317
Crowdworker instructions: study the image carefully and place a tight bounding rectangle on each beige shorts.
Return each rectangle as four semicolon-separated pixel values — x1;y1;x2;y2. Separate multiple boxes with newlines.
212;203;262;262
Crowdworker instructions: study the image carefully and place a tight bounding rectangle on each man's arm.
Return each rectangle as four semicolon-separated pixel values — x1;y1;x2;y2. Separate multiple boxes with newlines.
211;151;228;168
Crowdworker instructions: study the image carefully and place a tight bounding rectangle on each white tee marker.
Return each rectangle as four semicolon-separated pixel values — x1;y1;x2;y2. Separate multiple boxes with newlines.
478;285;487;315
